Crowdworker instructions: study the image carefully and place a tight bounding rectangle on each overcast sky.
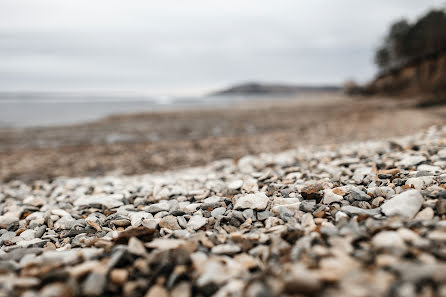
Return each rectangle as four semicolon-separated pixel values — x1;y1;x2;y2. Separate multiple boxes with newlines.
0;0;444;96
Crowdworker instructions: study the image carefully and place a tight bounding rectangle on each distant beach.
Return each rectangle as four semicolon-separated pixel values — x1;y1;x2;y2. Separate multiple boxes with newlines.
1;93;445;182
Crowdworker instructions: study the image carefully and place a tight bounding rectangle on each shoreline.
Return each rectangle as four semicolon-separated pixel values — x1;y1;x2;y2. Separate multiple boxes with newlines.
0;92;335;129
1;94;445;183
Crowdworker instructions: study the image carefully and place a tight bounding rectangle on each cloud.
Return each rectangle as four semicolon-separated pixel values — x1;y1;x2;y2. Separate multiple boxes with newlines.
0;0;443;94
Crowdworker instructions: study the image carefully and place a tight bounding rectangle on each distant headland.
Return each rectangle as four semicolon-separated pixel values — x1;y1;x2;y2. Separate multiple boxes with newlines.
210;82;340;96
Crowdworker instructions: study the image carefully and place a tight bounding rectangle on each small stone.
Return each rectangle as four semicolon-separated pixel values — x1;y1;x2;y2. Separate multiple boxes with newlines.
0;216;18;229
372;231;405;249
371;197;385;208
70;261;100;279
352;167;373;184
177;216;187;229
332;188;345;196
378;168;400;176
399;155;426;167
110;268;128;285
142;219;158;230
416;171;433;178
397;228;420;243
370;186;395;199
159;215;181;230
414;207;434;220
23;196;45;207
54;216;76;230
279;207;295;221
203;196;221;204
82;270;107;296
356;201;372;209
129;212;152;227
111;219;131;227
341;206;381;216
211;244;241;255
242;179;258;193
85;216;102;231
20;229;36;241
211;207;226;217
378;173;392;179
187;215;207;230
417;164;441;172
147;201;170;213
228;180;243;190
438;148;446;158
183;203;201;213
74;194;124;209
145;285;169;297
335;211;349;222
145;238;187;250
171;283;191;297
40;283;74;297
234;193;269;210
405;177;426;190
113;226;156;243
300;200;317;212
313;206;326;218
283;264;321;294
242;209;255;220
257;210;273;221
301;213;316;229
51;209;71;217
381;190;424;219
35;225;47;238
350;187;371;201
323;189;343;204
281;188;293;198
128;237;147;256
427;231;446;242
300;183;324;200
437;200;446;215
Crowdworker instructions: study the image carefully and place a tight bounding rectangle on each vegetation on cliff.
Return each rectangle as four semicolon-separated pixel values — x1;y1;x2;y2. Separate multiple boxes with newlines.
374;8;446;71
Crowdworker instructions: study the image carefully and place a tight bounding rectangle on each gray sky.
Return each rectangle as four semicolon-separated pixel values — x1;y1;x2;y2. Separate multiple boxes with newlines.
0;0;444;96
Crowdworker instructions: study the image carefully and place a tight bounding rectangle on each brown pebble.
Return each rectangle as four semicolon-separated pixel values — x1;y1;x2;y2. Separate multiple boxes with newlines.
379;168;400;175
332;188;345;196
301;183;324;201
145;285;170;297
437;200;446;215
110;268;128;285
44;242;57;250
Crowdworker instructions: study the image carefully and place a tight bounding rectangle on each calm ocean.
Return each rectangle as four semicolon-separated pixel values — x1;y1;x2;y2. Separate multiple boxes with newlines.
0;91;289;127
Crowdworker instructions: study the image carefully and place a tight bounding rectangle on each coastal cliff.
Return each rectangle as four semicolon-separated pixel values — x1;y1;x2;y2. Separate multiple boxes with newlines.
351;8;446;103
363;49;446;99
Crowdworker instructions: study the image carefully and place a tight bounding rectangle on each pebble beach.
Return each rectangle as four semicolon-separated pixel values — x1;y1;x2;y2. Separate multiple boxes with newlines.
0;121;445;297
2;1;446;296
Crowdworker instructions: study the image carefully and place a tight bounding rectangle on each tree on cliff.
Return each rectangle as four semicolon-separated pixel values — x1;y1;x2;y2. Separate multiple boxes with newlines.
375;8;446;71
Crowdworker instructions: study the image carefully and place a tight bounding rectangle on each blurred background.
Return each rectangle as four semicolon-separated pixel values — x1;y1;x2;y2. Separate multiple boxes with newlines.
0;0;445;182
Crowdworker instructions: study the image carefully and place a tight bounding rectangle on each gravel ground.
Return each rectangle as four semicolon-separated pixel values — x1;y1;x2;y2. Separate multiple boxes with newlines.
0;125;445;297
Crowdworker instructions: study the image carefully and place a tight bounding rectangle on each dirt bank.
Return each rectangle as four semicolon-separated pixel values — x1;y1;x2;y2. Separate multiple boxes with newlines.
363;50;446;101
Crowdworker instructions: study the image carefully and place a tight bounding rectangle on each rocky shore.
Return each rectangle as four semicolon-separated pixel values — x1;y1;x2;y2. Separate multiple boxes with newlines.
0;125;445;297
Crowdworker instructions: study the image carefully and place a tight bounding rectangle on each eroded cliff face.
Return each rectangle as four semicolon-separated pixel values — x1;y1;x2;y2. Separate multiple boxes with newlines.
364;50;446;99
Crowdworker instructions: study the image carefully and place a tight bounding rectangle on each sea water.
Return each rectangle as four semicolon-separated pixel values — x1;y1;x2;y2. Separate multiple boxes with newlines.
0;91;276;127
